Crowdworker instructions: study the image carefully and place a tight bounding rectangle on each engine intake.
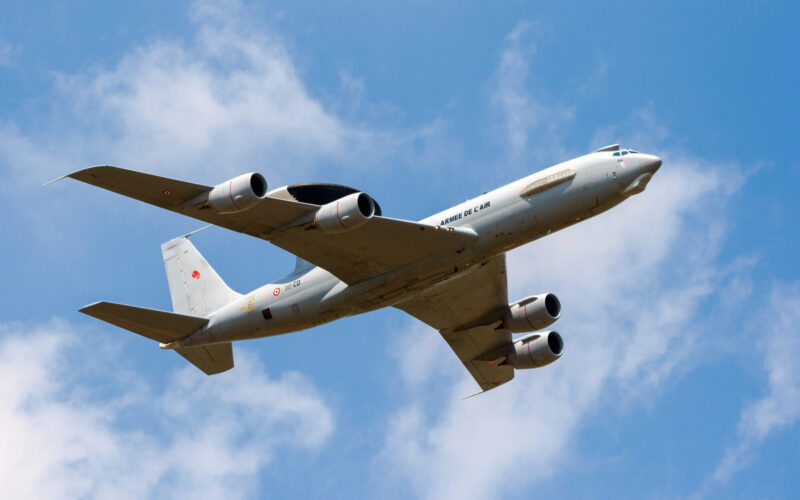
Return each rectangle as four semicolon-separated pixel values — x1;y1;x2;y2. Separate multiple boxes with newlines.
503;293;561;333
506;331;564;369
208;173;268;214
314;192;376;233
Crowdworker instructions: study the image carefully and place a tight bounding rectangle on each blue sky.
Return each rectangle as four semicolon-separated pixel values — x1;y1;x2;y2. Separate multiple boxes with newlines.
1;1;799;498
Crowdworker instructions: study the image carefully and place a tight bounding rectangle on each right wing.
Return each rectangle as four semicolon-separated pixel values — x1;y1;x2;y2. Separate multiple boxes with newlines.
394;254;515;392
64;166;475;284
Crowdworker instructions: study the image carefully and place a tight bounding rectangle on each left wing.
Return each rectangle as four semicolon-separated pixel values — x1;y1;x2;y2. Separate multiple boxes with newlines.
63;166;476;284
394;254;514;392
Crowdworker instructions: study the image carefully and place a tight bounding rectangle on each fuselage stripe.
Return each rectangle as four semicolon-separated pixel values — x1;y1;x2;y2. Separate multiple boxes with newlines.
229;181;242;210
336;201;347;229
524;303;536;329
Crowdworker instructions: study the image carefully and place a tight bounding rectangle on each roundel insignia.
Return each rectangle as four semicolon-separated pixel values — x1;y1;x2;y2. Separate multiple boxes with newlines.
191;270;201;279
273;287;281;296
162;189;173;197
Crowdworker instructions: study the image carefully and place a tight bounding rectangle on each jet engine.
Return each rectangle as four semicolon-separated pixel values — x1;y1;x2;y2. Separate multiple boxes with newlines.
506;331;564;369
208;173;268;214
503;293;561;333
314;192;376;233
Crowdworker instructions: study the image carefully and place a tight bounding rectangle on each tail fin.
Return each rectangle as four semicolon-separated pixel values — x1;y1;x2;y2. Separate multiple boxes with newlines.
161;236;241;316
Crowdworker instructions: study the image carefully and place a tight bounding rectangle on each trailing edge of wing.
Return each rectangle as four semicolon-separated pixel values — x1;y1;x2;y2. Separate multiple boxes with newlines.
395;255;514;392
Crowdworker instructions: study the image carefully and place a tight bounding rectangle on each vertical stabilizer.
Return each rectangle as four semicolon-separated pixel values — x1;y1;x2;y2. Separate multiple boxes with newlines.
293;255;315;275
161;237;241;316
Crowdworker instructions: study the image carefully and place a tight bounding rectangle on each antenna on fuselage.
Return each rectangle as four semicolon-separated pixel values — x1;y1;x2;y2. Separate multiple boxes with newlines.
592;144;620;152
180;224;212;239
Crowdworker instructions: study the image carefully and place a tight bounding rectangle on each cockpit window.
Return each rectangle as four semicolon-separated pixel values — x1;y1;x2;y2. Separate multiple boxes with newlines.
629;150;639;153
613;152;621;157
621;151;629;155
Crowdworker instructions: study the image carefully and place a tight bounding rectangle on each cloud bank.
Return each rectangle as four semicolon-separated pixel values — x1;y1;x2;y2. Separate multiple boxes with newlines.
0;320;333;500
0;0;387;190
707;286;800;485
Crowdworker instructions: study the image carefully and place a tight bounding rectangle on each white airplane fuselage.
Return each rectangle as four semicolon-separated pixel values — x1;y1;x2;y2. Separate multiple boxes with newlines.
177;148;661;348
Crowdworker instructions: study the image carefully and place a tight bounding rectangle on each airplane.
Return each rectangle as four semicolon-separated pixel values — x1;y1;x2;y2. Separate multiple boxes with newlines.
52;144;661;394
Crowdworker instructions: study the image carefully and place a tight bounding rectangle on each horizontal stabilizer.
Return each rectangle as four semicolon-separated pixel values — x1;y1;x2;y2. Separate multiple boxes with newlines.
177;343;234;375
79;301;208;344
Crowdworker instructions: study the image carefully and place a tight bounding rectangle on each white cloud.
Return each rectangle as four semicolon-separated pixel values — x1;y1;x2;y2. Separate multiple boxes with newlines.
0;0;403;190
0;319;334;500
0;40;14;66
391;322;454;389
489;22;573;166
703;286;800;487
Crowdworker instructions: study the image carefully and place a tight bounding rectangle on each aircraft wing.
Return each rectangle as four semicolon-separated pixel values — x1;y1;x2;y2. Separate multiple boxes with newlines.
64;166;476;284
394;254;514;392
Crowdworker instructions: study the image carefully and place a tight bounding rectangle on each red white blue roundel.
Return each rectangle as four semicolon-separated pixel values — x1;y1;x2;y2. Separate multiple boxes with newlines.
273;287;281;296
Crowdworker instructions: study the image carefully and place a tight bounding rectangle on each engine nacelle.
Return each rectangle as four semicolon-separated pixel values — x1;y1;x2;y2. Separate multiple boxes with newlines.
506;331;564;369
208;172;268;214
314;192;376;233
503;293;561;333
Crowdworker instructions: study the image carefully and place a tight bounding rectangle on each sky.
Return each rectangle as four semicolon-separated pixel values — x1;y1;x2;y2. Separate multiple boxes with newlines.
1;1;799;498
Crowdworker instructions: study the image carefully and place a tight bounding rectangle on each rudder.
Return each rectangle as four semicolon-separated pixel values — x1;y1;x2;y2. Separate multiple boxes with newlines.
161;236;241;317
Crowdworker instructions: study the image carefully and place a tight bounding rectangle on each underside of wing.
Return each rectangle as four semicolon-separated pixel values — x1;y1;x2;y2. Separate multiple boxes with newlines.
65;166;475;284
441;325;514;392
394;254;515;392
268;216;475;283
67;166;317;237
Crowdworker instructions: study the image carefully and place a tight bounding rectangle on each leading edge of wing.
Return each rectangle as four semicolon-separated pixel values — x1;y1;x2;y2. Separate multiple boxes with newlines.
59;165;320;234
64;165;210;209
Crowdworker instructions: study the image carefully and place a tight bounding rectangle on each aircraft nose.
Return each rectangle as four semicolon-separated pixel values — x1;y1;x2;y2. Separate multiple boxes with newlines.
641;154;662;174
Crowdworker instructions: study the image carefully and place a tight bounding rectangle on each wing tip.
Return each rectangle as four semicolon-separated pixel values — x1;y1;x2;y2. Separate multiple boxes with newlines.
78;301;105;314
462;389;486;400
42;174;69;186
43;165;117;187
